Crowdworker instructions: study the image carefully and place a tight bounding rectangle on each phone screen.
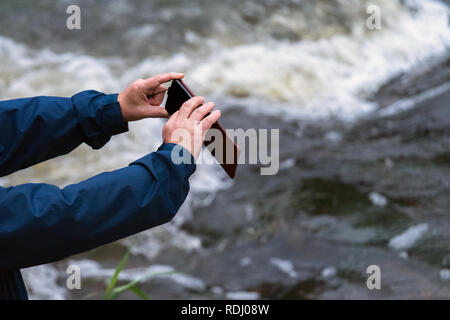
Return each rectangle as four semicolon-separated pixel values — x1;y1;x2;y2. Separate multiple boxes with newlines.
165;79;193;115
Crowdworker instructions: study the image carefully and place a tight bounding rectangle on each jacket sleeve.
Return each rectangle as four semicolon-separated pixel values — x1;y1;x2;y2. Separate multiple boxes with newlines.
0;91;128;177
0;143;196;270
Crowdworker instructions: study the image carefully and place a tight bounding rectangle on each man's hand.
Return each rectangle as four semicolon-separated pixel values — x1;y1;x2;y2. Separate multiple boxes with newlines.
118;72;184;122
163;96;221;160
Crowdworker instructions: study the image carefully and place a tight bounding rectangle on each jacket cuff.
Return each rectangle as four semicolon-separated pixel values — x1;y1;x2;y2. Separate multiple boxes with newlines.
158;143;196;177
102;93;129;135
130;143;196;181
72;90;129;139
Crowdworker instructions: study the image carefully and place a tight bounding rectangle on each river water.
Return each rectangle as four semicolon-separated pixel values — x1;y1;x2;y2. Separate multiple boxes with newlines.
0;0;449;299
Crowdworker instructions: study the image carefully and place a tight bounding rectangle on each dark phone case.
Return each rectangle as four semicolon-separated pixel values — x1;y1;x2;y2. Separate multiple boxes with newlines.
165;79;239;179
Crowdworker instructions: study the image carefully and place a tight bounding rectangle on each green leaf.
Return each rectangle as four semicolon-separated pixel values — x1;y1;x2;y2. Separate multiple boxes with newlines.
108;277;141;300
106;271;176;300
103;247;131;300
128;285;150;300
102;245;179;300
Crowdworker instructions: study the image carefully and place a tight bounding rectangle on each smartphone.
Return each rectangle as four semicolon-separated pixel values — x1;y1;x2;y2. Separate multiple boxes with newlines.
165;79;239;179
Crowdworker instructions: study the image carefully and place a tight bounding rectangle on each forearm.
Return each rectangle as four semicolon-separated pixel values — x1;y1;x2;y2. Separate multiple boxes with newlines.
0;143;195;270
0;91;128;177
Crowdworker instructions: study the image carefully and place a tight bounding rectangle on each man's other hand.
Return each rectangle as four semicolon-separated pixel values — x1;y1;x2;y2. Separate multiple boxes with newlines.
163;96;221;160
118;72;184;121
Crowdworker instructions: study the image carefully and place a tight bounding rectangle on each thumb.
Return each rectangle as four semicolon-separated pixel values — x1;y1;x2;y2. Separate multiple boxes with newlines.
145;105;170;118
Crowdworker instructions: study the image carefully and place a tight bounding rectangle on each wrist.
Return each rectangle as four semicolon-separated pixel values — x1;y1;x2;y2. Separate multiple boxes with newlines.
160;143;196;167
117;92;129;122
101;93;129;133
72;90;128;137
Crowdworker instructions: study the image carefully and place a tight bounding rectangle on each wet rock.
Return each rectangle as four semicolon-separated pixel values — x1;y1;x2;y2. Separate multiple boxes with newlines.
176;55;450;299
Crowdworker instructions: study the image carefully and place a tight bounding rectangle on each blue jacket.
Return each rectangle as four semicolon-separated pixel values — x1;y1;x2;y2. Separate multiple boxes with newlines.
0;91;195;299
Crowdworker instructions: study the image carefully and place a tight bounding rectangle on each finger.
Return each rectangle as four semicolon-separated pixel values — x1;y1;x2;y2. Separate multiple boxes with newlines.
153;84;168;94
149;106;170;118
153;92;166;106
148;84;168;105
179;96;204;119
154;72;184;84
143;72;184;89
190;102;215;121
147;84;167;96
200;110;221;132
